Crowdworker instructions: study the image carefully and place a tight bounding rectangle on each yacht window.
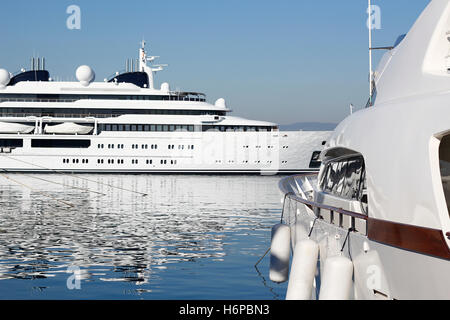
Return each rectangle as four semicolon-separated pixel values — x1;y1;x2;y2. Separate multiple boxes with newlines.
0;139;23;148
309;151;322;169
342;157;364;200
320;155;366;201
32;139;91;148
439;134;450;216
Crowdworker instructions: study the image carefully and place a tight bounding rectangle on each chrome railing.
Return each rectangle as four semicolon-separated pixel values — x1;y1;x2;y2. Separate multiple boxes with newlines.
0;98;77;103
0;113;118;119
279;173;368;234
0;97;206;103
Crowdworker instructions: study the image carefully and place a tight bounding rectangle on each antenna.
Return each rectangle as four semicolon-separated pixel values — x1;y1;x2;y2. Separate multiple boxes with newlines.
368;0;374;106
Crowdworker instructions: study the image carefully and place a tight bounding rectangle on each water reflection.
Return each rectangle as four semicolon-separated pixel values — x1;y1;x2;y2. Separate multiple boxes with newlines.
0;174;281;295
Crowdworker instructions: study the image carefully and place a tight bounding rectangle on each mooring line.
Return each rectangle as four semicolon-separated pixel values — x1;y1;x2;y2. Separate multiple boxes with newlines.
0;155;148;197
15;172;107;196
254;247;270;267
0;172;75;208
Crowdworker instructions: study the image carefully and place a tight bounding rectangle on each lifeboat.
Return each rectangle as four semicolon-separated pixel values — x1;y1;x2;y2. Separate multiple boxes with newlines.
44;122;93;135
0;121;34;134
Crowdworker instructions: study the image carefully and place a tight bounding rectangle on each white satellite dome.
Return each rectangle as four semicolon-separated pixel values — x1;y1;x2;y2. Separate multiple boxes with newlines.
161;82;170;92
215;98;227;108
76;65;95;86
0;69;11;89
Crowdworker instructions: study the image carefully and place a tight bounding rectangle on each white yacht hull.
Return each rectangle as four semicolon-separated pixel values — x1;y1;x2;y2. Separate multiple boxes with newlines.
279;175;450;300
0;130;330;174
285;205;450;300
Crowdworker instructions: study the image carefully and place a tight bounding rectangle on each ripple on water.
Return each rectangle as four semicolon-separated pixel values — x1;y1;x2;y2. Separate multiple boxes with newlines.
0;174;287;299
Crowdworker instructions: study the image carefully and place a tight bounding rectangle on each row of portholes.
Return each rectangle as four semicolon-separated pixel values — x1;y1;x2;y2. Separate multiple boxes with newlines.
62;158;89;164
96;159;126;164
132;144;158;150
63;158;276;166
97;143;159;150
90;159;178;165
213;160;274;164
243;146;274;149
97;144;125;149
96;144;197;150
160;159;177;165
169;145;195;150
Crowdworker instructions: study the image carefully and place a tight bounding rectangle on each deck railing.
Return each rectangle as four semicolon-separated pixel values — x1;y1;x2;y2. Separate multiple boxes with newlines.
279;173;368;234
280;173;450;260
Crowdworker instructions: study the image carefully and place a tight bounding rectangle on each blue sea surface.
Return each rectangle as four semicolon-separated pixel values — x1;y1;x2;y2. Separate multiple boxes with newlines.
0;174;288;299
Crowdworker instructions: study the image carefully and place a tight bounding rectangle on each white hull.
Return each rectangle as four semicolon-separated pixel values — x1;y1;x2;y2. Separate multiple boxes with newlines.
285;203;450;300
280;175;450;300
0;130;330;174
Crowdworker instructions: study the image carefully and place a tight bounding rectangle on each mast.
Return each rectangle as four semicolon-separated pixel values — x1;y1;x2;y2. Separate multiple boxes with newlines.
138;40;167;90
368;0;374;106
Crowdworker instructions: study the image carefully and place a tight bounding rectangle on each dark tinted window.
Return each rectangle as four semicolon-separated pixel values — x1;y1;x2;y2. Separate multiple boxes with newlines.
32;139;91;148
320;155;365;201
0;139;23;148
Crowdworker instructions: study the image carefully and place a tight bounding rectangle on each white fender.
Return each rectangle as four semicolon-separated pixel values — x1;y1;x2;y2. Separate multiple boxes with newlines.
319;255;354;300
269;224;291;283
286;239;319;300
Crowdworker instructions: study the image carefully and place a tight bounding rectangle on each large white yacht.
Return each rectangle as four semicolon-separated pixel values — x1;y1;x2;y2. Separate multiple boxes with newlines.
271;0;450;300
0;42;330;174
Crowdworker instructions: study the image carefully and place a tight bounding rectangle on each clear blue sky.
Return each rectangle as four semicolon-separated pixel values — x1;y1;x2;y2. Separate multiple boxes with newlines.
0;0;429;125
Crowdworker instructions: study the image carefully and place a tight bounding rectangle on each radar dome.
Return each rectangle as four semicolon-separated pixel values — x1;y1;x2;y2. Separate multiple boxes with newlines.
76;65;95;86
0;69;11;88
215;98;226;108
161;82;170;92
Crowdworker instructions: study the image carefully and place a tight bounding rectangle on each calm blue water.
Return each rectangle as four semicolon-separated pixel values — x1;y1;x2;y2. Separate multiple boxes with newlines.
0;174;288;299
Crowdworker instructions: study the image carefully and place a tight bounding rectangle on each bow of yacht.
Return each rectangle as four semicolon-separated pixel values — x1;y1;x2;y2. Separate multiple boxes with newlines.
272;0;450;300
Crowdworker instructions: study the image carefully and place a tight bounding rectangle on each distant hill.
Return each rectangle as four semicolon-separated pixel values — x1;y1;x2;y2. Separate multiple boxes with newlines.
279;122;337;131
